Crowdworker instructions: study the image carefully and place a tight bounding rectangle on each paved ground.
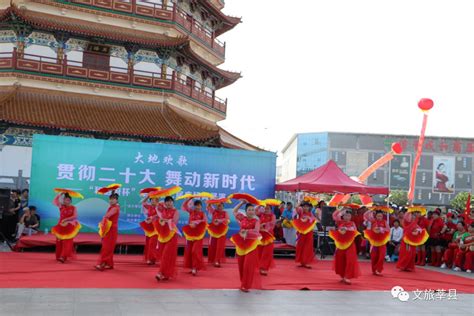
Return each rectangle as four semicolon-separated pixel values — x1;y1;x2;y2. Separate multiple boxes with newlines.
0;289;472;316
419;264;474;280
2;243;473;315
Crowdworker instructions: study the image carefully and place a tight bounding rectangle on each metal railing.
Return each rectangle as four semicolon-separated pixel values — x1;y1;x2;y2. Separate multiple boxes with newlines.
0;49;227;113
65;0;226;58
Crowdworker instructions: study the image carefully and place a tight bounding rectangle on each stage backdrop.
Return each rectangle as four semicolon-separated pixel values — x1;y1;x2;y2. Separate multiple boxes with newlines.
30;135;276;236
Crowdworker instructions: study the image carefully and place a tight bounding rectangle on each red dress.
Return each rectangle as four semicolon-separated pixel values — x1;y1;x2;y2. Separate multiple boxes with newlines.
353;213;365;253
52;204;80;261
141;204;159;264
293;210;317;266
446;231;466;268
435;171;449;192
230;214;262;290
97;205;120;267
465;235;474;271
364;219;389;273
429;217;444;240
154;206;179;279
330;220;361;279
258;212;276;271
207;207;229;264
428;217;445;266
183;210;207;271
397;214;429;271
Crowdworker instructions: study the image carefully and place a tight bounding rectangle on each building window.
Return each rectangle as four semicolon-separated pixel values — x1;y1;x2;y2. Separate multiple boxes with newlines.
0;42;14;54
24;45;57;62
134;61;161;77
110;56;128;73
194;80;202;91
83;44;110;71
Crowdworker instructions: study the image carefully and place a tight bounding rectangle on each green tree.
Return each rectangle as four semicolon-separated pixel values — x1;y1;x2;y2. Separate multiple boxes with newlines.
388;190;408;206
450;192;473;211
348;195;362;204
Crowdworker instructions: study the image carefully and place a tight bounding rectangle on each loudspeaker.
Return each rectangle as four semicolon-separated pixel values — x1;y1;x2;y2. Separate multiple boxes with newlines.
321;206;336;227
0;188;10;217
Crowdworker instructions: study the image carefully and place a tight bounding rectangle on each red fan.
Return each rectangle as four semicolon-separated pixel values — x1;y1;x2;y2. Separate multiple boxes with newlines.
228;193;261;205
339;203;362;210
97;184;121;195
148;186;182;198
140;187;162;195
207;197;232;205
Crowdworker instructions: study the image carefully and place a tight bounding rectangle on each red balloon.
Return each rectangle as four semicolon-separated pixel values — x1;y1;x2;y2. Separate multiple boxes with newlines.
418;98;434;111
391;142;403;154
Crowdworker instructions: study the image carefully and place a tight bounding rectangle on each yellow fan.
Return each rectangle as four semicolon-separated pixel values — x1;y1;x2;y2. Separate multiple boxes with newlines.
261;198;282;207
98;218;112;238
407;205;427;216
369;205;394;214
53;188;84;199
303;196;319;205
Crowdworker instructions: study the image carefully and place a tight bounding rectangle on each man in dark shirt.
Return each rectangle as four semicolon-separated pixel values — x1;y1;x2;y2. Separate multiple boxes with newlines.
2;190;21;241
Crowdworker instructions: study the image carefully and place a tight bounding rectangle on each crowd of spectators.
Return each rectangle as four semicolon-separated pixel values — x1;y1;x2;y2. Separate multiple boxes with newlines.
271;199;474;273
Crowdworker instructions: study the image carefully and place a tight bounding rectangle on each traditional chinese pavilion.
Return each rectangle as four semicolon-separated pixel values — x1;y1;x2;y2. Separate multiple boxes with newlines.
0;0;258;154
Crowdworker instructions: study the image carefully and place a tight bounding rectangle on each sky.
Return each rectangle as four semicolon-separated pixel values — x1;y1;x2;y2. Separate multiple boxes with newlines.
216;0;474;155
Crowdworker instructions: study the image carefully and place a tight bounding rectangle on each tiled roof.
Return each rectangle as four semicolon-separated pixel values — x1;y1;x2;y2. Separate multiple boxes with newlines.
0;85;220;143
1;6;188;48
180;44;241;88
196;0;241;36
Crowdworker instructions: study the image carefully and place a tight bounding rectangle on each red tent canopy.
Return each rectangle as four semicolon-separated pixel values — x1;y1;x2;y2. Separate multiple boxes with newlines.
275;160;389;195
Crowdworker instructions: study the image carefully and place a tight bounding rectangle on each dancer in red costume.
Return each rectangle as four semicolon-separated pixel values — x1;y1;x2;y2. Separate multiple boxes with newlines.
257;204;276;275
51;192;81;263
293;202;317;269
207;199;230;267
95;192;120;271
154;196;179;281
427;209;445;267
329;208;361;284
441;222;467;269
397;210;429;272
182;198;208;276
140;194;160;265
415;212;430;266
363;209;390;275
230;200;262;292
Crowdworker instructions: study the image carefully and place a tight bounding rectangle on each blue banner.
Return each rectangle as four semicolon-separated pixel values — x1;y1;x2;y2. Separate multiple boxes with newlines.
30;135;276;236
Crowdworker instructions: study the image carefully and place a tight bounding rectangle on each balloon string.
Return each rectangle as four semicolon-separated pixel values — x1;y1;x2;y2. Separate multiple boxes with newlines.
408;113;428;203
358;152;394;181
330;151;395;206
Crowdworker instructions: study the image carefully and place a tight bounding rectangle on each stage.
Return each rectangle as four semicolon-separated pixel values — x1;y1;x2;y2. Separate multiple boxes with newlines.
0;252;472;293
13;233;296;254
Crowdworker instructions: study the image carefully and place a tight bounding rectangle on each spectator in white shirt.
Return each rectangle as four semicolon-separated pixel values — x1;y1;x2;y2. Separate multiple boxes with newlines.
386;219;403;262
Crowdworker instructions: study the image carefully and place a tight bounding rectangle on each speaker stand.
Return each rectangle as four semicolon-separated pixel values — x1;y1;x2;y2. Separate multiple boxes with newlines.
318;226;331;259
